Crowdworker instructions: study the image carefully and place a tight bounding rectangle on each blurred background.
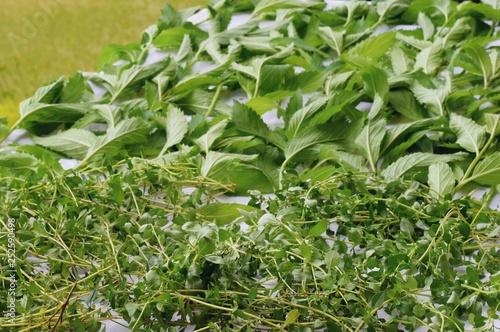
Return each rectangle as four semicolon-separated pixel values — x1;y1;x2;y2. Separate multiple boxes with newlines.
0;0;205;126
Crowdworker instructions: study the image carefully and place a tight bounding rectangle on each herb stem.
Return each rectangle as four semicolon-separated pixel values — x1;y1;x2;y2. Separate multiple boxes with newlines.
414;209;455;265
105;223;122;275
205;83;223;118
176;294;283;329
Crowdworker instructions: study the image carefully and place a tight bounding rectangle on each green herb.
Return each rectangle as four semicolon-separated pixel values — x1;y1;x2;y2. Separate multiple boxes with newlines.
1;0;500;331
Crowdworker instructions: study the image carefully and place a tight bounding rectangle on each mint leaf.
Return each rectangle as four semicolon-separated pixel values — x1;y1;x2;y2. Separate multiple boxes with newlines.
458;42;493;88
232;102;285;150
198;203;257;226
200;151;256;177
341;32;396;67
193;119;228;153
355;118;386;171
428;162;455;198
449;113;485;155
469;152;500;185
418;12;435;41
414;40;443;75
33;129;96;160
412;74;451;117
82;118;150;165
155;105;188;156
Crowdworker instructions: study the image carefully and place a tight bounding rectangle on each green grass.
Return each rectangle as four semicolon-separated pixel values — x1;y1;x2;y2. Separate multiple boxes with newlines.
0;0;204;125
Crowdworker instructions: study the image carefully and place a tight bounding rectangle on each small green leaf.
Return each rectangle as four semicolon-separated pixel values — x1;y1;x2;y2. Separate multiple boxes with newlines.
253;0;320;15
458;2;500;20
382;152;464;180
246;96;281;115
284;309;300;325
360;67;389;104
60;73;86;103
355;117;386;171
125;303;140;317
390;47;411;75
484;113;500;136
397;32;433;50
153;27;196;48
0;150;39;171
382;131;429;167
428;162;455;198
389;90;427;120
259;64;294;94
98;44;140;69
178;89;232;116
412;73;451;116
112;183;124;205
449;113;485;155
325;251;341;271
308;220;328;238
405;0;452;24
285;122;357;161
458;221;471;238
319;147;368;172
33;129;96;160
458;42;493;88
95;105;121;129
418;12;435;41
232;44;294;97
370;292;386;308
176;34;192;62
82;118;150;165
19;103;90;128
200;151;256;177
414;40;443;75
442;17;472;48
325;71;354;95
156;105;188;155
248;287;258;301
284;71;329;93
381;118;436;155
233;309;248;319
466;266;481;285
232;102;285;149
300;244;312;261
197;203;257;226
145;81;162;111
318;27;343;55
342;32;396;67
288;97;329;138
198;238;216;255
169;65;228;97
26;77;64;104
109;60;170;102
400;218;413;237
377;0;408;19
157;3;183;29
469;152;500;185
194;119;228;153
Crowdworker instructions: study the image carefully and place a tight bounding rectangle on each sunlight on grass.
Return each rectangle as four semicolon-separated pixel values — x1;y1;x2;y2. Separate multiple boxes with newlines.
0;0;205;125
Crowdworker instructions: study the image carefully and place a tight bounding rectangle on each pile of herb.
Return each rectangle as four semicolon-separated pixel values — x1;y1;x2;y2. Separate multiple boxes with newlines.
1;0;499;331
